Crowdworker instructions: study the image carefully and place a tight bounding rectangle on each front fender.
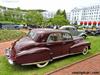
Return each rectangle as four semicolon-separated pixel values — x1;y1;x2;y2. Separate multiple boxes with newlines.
69;41;90;53
70;41;90;49
79;33;87;37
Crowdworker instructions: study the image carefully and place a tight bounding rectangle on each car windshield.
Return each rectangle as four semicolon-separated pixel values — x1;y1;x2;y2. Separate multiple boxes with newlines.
28;31;37;40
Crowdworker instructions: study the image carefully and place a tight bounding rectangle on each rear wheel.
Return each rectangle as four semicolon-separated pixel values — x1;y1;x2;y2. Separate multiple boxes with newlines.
82;47;88;55
36;61;49;68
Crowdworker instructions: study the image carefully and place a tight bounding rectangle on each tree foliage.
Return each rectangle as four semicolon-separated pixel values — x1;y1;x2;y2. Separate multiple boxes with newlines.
55;9;67;19
51;15;68;25
0;6;70;27
0;7;43;26
47;9;69;26
0;7;23;24
25;11;43;26
62;10;67;19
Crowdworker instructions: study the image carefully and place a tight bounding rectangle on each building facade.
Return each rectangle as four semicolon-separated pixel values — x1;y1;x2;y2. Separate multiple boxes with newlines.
42;11;55;19
68;5;100;27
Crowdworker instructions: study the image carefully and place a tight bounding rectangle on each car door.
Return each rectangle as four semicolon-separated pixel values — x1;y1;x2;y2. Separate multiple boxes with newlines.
46;33;66;58
61;32;74;55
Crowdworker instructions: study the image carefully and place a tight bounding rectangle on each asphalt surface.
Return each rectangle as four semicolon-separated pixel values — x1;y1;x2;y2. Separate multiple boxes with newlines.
47;54;100;75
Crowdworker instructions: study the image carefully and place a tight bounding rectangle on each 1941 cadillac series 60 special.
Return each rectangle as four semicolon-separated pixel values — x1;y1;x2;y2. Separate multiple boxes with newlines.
5;28;91;68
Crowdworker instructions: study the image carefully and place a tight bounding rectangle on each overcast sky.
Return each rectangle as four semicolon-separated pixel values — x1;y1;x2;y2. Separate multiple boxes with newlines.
0;0;100;12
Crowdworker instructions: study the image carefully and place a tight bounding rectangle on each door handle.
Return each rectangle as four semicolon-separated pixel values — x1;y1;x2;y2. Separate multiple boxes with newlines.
47;43;52;45
63;42;66;45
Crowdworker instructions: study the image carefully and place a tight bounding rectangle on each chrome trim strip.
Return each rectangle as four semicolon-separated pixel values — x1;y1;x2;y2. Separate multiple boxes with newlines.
22;52;81;65
21;60;50;65
17;47;49;56
53;52;81;60
5;48;11;57
5;48;14;65
8;58;14;65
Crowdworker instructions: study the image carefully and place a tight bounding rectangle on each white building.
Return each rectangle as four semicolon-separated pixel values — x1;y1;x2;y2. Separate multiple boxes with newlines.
66;12;70;20
68;5;100;27
42;11;55;19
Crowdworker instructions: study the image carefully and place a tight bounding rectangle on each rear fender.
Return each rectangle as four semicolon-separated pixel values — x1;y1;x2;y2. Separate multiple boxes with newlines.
15;47;51;64
17;47;50;56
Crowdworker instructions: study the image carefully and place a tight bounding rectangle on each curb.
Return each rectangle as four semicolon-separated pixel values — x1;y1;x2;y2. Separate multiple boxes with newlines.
46;53;100;75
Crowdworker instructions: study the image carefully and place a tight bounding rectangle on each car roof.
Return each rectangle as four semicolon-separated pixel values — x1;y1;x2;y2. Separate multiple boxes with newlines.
31;28;70;34
59;26;76;29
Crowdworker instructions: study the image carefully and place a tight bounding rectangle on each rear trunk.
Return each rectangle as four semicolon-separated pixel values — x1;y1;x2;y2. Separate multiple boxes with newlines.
10;36;36;61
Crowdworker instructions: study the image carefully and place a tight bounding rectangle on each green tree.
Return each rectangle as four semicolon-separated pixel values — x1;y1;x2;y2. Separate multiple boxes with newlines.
55;9;67;19
51;15;69;26
56;9;61;15
12;7;23;24
3;10;12;21
0;12;4;21
48;9;69;26
25;11;43;26
1;7;23;24
62;10;67;19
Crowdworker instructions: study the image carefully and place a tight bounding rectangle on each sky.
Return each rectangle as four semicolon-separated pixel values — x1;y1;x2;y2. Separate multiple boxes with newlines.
0;0;100;12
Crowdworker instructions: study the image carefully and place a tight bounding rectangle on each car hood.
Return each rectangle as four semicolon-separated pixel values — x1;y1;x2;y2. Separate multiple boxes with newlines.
73;36;83;40
13;36;36;51
78;30;85;33
73;36;84;43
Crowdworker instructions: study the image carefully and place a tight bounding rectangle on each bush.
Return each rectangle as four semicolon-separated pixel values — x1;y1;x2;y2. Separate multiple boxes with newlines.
0;30;25;42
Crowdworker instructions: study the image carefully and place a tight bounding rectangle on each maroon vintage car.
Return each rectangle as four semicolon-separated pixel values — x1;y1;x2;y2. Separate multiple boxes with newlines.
5;28;91;68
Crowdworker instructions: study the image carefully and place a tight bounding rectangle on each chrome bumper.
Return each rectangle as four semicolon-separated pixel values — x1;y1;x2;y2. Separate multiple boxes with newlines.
5;48;14;65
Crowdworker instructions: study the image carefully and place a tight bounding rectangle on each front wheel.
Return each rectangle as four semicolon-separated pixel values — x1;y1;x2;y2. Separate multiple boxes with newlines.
36;61;49;68
91;32;96;36
82;47;88;55
82;35;87;39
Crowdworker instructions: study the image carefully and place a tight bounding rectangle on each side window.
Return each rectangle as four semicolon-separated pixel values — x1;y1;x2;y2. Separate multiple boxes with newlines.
72;28;75;30
62;33;72;41
47;33;62;42
65;28;70;30
72;28;76;31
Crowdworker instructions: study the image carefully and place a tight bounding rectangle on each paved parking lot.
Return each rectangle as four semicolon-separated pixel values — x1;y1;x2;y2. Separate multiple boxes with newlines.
47;54;100;75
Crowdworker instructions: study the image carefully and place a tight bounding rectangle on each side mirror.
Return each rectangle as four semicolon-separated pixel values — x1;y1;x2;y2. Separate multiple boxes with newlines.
42;39;46;42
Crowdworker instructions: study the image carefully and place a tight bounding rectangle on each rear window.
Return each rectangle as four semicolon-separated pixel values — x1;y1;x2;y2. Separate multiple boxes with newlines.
28;31;37;40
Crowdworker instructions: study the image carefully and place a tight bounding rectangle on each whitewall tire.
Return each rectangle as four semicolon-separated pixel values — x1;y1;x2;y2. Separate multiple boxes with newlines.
36;61;49;68
82;47;88;55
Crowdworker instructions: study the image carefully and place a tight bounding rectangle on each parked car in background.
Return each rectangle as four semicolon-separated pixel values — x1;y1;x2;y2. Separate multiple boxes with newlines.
59;26;87;39
0;23;23;30
27;24;41;29
85;27;100;36
5;28;91;68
